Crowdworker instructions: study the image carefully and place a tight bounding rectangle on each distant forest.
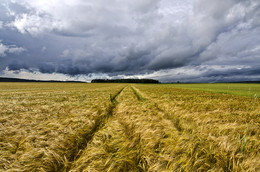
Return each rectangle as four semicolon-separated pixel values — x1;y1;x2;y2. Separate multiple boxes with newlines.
1;77;259;84
91;79;160;83
0;77;84;83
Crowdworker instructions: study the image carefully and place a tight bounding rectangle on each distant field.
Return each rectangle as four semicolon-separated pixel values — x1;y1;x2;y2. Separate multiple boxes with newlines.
0;83;259;171
169;83;260;98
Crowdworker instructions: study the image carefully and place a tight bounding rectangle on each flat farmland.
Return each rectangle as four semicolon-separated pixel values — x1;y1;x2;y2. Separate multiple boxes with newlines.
169;83;260;98
0;83;259;171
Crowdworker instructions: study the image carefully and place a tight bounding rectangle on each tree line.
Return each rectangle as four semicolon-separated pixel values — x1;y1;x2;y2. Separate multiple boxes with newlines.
91;79;160;83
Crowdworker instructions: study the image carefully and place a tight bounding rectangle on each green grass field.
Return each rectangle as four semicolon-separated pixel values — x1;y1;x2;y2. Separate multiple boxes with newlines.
168;83;260;98
0;83;259;171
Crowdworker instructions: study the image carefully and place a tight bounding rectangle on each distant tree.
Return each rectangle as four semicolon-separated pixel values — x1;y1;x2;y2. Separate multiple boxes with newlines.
91;79;160;84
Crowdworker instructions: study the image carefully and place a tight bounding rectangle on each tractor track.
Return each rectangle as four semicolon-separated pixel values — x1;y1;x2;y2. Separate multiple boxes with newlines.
131;86;147;101
49;86;126;172
129;86;241;171
131;86;188;132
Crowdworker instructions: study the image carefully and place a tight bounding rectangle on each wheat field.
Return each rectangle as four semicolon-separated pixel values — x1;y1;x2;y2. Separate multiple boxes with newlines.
0;83;259;171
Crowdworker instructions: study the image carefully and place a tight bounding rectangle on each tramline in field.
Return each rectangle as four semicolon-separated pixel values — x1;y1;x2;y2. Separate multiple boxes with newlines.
0;83;259;171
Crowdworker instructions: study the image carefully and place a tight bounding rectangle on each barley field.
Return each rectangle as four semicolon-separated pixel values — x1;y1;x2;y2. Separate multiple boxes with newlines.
0;83;259;171
169;83;260;98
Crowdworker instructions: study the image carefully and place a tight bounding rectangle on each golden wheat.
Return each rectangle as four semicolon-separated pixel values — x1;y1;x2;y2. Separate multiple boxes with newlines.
0;83;259;171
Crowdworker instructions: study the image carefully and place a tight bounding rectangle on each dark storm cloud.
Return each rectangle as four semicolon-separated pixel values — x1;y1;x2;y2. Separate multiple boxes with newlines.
8;63;29;71
204;66;260;78
38;63;56;73
0;0;260;82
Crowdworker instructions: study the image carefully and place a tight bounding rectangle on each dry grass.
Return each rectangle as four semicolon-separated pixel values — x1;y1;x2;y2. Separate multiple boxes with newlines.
0;83;259;171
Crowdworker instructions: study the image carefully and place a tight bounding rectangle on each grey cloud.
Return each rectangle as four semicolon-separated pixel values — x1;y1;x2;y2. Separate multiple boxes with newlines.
0;40;25;57
38;63;56;73
6;0;160;37
0;0;260;82
149;65;260;83
188;66;260;83
8;63;29;71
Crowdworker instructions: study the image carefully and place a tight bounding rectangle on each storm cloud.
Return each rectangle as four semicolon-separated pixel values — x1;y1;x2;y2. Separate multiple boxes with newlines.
0;0;260;82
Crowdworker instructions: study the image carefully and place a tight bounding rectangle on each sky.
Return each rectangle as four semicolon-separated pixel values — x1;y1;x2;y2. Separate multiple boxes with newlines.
0;0;260;82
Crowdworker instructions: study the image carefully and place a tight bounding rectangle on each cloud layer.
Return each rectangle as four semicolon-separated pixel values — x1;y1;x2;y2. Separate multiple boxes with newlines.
0;0;260;82
0;40;25;57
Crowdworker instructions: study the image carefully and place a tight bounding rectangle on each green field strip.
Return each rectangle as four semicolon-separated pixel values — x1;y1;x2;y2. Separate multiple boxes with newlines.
168;83;260;98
